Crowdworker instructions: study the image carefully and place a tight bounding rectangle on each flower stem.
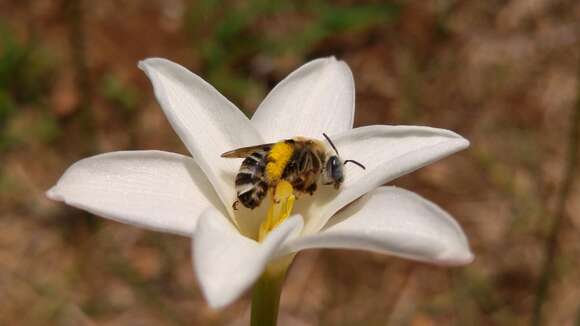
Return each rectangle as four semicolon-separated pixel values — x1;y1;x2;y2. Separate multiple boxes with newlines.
252;181;296;325
250;259;291;326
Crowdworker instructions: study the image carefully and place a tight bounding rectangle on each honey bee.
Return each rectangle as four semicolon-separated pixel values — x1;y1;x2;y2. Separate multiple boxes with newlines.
221;133;365;209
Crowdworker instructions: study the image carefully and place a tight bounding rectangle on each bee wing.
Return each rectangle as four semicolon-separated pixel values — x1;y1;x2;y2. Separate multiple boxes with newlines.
221;143;274;158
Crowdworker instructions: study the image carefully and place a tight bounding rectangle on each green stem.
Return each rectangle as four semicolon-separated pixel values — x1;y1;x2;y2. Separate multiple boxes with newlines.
250;259;291;326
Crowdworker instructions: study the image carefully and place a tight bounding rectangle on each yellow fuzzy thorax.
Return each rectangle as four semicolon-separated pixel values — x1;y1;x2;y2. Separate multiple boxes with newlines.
265;141;294;183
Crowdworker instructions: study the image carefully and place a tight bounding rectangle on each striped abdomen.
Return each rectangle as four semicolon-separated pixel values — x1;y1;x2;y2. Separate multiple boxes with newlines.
235;151;269;209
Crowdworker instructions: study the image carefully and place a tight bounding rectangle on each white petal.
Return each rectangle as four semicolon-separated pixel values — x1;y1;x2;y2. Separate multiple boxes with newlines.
302;125;470;234
283;187;473;265
193;208;303;308
47;151;226;236
139;58;263;219
251;57;355;142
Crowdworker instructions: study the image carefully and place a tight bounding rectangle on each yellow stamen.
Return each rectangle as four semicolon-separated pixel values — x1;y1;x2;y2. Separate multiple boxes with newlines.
258;180;295;242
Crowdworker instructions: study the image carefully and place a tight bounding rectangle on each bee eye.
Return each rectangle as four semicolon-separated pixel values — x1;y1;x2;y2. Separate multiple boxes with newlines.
328;157;335;169
325;156;343;183
326;156;336;171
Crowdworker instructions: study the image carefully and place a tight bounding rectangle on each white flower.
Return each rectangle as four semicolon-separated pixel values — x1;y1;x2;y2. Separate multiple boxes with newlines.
47;57;473;309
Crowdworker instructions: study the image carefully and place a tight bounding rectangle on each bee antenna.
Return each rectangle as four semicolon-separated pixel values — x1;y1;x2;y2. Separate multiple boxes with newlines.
322;133;340;156
344;159;366;170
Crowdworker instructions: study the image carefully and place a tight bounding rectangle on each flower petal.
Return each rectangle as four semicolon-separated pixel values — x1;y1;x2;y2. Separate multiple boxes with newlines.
193;208;303;308
139;58;263;219
301;125;470;234
47;151;226;236
251;57;355;142
282;187;473;265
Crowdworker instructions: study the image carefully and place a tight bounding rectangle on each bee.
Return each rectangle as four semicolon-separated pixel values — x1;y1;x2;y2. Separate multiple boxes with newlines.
221;133;365;210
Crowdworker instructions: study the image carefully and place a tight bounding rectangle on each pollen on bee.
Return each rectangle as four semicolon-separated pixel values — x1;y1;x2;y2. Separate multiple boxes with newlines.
265;141;294;183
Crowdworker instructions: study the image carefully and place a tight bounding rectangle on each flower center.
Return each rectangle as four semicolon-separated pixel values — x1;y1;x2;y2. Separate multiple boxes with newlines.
258;180;295;242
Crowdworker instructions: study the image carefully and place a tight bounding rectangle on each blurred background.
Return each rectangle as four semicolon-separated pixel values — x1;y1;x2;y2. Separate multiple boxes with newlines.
1;0;579;325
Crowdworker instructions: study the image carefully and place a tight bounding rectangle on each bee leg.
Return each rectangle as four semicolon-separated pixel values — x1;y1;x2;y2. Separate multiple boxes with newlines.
232;200;240;210
272;191;281;204
306;183;317;195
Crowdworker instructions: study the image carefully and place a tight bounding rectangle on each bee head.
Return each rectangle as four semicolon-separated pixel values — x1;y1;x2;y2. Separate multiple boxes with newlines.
322;133;365;189
323;155;344;189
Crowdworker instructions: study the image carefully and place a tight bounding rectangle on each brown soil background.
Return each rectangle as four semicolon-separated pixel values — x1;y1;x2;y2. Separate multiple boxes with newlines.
1;1;580;325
